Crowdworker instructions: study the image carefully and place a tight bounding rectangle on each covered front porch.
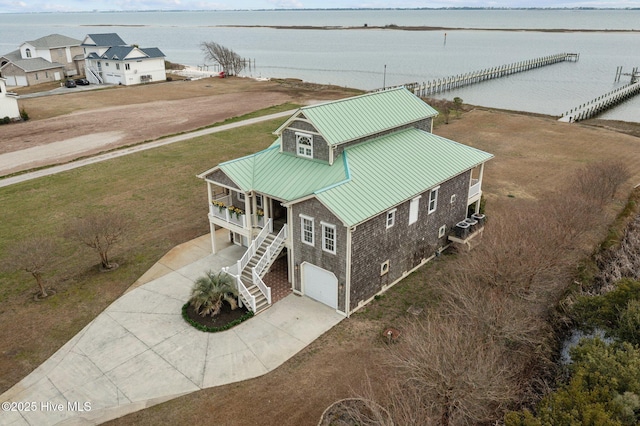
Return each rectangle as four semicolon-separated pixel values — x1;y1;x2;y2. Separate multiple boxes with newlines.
206;182;288;254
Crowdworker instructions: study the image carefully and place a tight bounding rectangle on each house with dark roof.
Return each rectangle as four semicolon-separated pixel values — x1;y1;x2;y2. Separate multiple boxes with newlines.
198;88;492;316
0;34;83;87
81;33;166;85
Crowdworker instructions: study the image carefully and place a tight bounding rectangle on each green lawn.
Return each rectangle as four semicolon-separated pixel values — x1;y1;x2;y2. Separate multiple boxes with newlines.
0;104;299;392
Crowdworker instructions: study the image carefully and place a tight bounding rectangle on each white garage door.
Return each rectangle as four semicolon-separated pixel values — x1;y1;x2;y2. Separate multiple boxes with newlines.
16;76;27;86
302;263;338;309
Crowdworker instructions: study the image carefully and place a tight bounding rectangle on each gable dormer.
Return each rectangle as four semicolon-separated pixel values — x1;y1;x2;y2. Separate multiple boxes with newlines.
278;112;332;163
273;88;438;165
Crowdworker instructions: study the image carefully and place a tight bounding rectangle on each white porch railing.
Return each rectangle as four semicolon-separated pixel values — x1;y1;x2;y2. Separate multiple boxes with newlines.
250;225;286;305
253;225;287;277
87;67;103;84
235;275;256;312
236;219;273;274
252;269;271;305
468;179;481;200
211;194;247;228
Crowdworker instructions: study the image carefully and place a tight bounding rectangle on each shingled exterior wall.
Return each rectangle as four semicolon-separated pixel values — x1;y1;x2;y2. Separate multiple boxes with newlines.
290;198;348;313
348;170;471;312
281;120;331;163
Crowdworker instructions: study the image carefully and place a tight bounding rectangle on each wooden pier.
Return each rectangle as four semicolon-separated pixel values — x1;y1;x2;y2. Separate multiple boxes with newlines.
559;80;640;122
399;53;579;97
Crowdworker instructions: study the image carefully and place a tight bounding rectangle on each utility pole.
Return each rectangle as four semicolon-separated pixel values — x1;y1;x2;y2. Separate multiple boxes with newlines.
383;64;387;90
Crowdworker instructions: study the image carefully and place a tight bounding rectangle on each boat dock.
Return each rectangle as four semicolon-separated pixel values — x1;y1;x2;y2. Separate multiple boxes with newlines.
399;53;579;97
559;68;640;122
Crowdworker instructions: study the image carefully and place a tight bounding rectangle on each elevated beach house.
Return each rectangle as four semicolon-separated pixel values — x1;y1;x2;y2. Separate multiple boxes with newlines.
0;34;83;87
81;33;166;86
198;88;492;316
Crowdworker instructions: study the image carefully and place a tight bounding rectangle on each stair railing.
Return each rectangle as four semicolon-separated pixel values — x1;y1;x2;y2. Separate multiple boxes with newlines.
236;219;272;277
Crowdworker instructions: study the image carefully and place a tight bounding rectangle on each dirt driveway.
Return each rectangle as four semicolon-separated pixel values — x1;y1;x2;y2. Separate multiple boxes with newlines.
1;77;358;176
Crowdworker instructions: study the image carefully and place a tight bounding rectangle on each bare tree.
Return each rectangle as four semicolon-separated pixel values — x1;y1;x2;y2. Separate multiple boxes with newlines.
572;160;630;206
66;211;129;270
2;236;57;297
385;316;522;426
200;42;246;76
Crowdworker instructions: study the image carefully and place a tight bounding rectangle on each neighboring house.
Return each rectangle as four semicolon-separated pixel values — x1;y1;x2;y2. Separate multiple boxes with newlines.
81;33;166;86
198;88;493;317
0;34;83;86
0;77;20;119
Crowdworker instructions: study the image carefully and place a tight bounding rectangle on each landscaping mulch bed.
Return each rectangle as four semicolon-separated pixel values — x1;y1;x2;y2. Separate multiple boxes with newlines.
183;302;251;330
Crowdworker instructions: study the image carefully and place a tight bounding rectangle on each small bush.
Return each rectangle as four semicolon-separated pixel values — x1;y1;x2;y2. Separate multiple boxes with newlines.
2;116;10;124
20;108;29;121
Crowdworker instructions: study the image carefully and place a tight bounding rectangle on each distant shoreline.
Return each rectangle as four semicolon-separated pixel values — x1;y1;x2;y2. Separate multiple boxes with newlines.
215;25;640;33
78;23;640;33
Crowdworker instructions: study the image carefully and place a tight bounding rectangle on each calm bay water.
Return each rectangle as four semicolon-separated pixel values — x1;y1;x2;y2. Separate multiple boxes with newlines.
1;9;639;122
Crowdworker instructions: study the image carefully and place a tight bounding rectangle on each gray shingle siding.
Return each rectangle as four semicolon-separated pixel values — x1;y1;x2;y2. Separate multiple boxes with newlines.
348;170;470;312
281;120;331;163
206;169;240;190
291;198;348;312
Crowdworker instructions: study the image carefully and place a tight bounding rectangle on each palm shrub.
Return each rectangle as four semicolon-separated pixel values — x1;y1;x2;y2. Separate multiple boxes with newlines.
189;271;238;317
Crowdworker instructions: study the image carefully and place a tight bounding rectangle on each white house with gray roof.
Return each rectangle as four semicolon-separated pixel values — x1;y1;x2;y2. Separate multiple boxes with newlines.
82;33;166;86
0;77;20;119
198;88;493;316
0;34;83;86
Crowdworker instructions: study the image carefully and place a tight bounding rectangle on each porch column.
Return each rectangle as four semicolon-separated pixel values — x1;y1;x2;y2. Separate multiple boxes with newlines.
210;222;217;254
264;196;270;222
475;163;485;214
244;192;252;231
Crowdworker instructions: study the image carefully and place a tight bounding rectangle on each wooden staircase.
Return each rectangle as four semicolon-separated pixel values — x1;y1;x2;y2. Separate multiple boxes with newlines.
239;233;285;314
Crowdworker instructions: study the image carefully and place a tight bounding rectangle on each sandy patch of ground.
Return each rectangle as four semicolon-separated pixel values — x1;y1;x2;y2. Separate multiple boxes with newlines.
1;77;359;177
0;131;124;176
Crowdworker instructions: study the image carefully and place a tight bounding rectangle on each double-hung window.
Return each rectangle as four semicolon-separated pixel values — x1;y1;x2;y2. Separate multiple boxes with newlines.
300;215;314;246
322;222;336;254
386;209;397;229
296;133;313;158
428;186;440;214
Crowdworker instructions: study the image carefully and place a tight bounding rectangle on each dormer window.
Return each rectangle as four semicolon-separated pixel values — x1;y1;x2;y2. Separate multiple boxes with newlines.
296;133;313;158
25;48;32;58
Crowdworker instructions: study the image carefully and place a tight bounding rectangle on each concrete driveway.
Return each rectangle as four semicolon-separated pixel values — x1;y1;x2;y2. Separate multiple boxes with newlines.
0;233;344;425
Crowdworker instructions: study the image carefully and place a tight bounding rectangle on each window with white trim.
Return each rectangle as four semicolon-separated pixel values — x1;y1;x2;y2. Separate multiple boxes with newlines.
237;192;245;202
386;209;397;229
321;222;336;254
296;133;313;158
256;194;263;208
438;225;447;238
450;194;457;204
125;63;130;70
300;215;314;246
428;187;439;214
409;196;421;225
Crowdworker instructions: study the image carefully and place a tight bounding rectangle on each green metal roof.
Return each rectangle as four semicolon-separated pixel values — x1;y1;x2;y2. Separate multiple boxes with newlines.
275;87;438;146
316;128;493;226
218;144;348;202
212;128;492;227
